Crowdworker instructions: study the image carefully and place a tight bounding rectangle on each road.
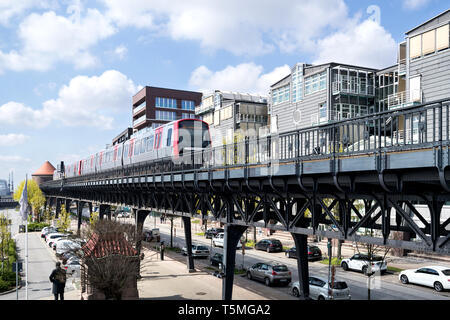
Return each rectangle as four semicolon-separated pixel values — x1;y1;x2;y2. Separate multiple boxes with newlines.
0;208;76;300
140;217;450;300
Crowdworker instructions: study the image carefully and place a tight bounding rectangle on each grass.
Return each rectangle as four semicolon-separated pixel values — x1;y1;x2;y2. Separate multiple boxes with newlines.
244;240;256;248
320;257;342;266
195;232;205;236
166;247;182;253
387;266;404;273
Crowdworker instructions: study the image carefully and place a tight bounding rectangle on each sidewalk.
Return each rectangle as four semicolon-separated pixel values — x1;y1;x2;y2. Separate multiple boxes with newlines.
39;246;274;300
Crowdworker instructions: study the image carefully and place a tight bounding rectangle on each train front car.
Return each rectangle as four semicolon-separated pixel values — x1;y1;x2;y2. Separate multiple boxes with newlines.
174;119;211;168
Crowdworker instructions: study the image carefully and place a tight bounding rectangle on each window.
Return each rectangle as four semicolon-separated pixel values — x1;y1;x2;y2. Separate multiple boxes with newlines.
181;100;195;110
155;110;177;121
409;76;421;102
422;29;435;55
319;102;327;123
410;35;421;59
436;24;450;51
155;97;177;109
292;65;303;102
272;84;290;105
134;140;140;155
182;112;196;119
203;113;213;124
220;105;233;120
305;71;327;96
167;128;172;146
147;135;154;151
140;139;146;153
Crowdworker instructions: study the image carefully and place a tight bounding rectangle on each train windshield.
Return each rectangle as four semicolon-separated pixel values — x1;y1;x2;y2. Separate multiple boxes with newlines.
178;120;210;150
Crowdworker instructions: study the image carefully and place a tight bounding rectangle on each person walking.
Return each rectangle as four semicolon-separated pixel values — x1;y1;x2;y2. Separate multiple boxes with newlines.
49;261;67;300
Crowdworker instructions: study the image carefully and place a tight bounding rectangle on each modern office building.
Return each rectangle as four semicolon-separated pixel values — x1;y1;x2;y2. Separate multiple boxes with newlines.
269;62;377;134
112;127;133;145
132;86;202;132
196;90;268;146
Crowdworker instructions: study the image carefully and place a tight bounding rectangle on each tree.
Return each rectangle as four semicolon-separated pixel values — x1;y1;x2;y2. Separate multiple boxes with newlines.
13;179;45;222
57;204;71;233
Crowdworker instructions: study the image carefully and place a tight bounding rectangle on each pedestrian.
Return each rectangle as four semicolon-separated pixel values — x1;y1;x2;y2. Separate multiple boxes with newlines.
49;261;67;300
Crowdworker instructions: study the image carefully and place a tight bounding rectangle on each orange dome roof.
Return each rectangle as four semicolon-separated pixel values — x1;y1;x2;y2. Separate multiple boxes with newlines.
33;161;56;176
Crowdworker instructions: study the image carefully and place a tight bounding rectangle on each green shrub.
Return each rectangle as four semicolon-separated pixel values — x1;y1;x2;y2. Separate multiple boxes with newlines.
27;222;50;232
1;270;17;282
0;279;10;292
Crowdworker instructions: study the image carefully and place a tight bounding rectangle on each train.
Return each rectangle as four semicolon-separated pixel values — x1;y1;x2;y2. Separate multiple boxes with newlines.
58;119;211;179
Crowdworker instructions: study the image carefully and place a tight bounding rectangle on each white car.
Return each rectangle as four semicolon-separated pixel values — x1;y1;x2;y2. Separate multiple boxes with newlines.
341;253;387;275
212;233;242;249
55;239;81;255
41;226;57;238
46;233;66;247
181;244;210;258
399;266;450;292
291;276;351;300
52;237;69;250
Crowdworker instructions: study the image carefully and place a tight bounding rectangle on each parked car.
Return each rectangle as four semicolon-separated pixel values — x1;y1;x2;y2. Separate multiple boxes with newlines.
41;227;58;239
181;244;210;258
210;253;223;267
341;253;387;275
63;258;81;275
205;228;224;239
117;211;130;218
52;237;69;250
399;266;450;292
55;239;81;256
46;233;66;247
212;233;242;248
255;239;283;253
60;251;76;264
143;228;160;242
285;245;322;260
291;276;351;300
246;262;291;286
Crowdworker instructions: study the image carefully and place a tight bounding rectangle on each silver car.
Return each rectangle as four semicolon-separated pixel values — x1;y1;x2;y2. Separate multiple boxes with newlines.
246;262;291;286
181;244;210;258
291;276;351;300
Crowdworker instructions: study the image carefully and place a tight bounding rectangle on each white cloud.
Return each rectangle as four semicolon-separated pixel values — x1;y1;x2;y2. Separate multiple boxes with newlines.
114;45;128;60
189;63;291;96
403;0;431;10
0;134;30;146
0;101;50;128
100;0;349;56
0;0;56;26
0;70;138;130
312;16;398;69
0;8;116;72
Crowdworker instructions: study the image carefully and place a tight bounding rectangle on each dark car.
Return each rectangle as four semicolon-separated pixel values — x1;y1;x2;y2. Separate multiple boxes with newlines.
210;253;223;267
255;239;283;253
285;245;322;260
205;228;224;239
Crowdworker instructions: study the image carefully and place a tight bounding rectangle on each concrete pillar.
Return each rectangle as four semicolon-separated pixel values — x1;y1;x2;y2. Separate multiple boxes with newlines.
291;233;310;299
55;198;61;219
182;216;195;272
99;204;110;220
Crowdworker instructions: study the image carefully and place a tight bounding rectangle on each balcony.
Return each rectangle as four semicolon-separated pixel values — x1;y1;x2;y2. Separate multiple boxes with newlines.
133;115;146;127
387;90;422;110
195;104;214;115
236;113;268;124
332;81;375;96
133;103;146;115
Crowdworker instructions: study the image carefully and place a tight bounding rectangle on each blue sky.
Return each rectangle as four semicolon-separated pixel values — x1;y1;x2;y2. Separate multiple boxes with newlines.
0;0;448;186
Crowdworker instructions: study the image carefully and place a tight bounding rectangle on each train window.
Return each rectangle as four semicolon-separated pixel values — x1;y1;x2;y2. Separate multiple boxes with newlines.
124;145;129;158
118;146;122;159
167;128;172;146
147;135;154;151
134;140;140;155
141;139;146;153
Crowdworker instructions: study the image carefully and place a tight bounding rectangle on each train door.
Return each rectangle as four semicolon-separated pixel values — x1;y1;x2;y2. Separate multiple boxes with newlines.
154;127;164;159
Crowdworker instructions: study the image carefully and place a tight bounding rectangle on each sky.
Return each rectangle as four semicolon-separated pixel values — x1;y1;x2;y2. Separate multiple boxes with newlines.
0;0;449;187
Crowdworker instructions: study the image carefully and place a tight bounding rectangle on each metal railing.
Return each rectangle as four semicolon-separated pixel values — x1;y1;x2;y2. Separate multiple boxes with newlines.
237;113;268;123
133;104;146;115
388;90;422;109
133;115;146;126
332;81;375;96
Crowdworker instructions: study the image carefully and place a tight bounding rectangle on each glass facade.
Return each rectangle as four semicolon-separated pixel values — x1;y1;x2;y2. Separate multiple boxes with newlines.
272;84;290;105
292;65;303;102
156;97;177;109
304;71;326;96
182;112;196;119
155;110;177;121
181;100;195;110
